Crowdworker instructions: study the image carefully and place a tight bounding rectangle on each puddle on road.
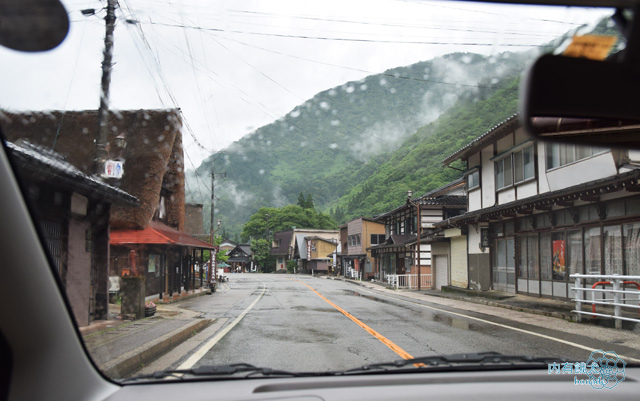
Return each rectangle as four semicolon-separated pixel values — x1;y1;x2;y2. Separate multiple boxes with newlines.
344;289;477;332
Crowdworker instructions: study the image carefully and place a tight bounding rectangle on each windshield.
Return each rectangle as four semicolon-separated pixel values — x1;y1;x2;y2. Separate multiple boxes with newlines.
1;0;638;386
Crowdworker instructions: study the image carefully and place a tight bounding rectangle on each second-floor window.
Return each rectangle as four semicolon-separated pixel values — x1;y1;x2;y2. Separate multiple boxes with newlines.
467;168;480;190
495;144;535;190
545;143;607;170
370;234;386;245
348;234;361;246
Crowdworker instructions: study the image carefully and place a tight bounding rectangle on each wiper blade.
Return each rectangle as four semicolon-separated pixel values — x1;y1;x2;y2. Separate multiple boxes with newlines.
346;352;567;373
121;363;304;382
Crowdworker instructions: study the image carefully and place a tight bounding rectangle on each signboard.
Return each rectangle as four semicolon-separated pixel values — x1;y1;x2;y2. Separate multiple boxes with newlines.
480;228;490;249
103;160;124;179
307;240;311;261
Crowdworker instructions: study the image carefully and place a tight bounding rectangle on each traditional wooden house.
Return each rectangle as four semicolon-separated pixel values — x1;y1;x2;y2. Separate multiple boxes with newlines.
2;110;216;300
5;140;137;326
440;114;640;299
341;217;386;280
271;229;295;271
227;244;252;272
291;229;340;274
370;180;466;288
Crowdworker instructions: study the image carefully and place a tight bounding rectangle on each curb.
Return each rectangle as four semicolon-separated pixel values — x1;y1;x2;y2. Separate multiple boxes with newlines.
102;318;213;379
154;289;210;305
342;279;575;322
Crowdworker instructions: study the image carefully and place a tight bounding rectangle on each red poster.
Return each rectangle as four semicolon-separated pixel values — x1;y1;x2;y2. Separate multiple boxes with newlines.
553;240;566;276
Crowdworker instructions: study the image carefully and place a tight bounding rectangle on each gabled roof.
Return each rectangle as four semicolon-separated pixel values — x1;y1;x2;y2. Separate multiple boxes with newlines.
228;244;251;257
373;192;467;221
295;233;309;259
7;141;138;205
110;221;215;249
442;114;520;166
305;236;338;244
271;229;293;255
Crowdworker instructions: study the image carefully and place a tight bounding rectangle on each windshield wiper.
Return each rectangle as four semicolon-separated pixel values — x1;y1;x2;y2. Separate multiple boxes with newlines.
345;352;567;374
122;353;566;382
121;363;305;382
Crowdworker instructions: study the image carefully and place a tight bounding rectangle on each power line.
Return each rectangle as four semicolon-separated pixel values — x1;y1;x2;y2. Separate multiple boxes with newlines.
143;20;553;47
208;32;520;91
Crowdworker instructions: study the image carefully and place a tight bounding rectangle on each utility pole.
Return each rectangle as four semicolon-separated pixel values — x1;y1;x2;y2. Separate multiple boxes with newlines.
95;0;117;175
208;156;225;289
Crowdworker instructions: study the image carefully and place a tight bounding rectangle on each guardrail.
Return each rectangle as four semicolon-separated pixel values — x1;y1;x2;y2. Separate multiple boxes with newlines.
387;274;432;290
571;274;640;329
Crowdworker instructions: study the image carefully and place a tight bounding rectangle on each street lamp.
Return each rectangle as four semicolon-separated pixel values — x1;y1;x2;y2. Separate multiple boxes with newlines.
407;190;422;291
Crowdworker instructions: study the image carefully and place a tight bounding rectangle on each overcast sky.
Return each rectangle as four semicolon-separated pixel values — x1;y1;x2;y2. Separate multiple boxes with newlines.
0;0;612;168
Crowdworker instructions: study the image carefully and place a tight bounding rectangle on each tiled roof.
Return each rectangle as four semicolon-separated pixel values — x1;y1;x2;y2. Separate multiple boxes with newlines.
437;169;640;228
7;141;137;205
441;114;520;166
110;221;215;249
417;195;467;206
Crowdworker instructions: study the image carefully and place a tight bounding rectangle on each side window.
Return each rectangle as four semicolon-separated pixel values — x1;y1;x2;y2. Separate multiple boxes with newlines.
467;168;480;190
495;156;513;190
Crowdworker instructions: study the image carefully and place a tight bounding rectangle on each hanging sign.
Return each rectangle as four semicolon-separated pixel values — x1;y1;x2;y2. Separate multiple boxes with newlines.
103;160;124;178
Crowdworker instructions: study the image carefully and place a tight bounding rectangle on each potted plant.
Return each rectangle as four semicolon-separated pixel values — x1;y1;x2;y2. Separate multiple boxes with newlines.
144;300;156;317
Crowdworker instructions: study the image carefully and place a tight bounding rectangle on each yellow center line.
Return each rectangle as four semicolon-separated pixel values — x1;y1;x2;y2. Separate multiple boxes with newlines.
292;279;417;362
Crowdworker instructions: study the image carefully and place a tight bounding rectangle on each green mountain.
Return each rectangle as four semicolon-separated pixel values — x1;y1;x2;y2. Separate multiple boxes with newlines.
331;76;520;221
187;51;532;235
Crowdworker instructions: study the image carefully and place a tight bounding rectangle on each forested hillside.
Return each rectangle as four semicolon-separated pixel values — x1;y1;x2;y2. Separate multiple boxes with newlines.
187;51;532;235
329;76;520;222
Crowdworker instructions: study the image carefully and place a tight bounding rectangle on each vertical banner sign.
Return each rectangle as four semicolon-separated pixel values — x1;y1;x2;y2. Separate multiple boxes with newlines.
552;240;566;279
307;240;311;261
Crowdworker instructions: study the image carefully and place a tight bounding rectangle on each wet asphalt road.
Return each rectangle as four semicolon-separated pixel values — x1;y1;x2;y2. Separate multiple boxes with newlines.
172;274;605;372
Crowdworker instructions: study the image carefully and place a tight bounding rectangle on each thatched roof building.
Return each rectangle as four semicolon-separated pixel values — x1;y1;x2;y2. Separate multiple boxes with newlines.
1;109;185;230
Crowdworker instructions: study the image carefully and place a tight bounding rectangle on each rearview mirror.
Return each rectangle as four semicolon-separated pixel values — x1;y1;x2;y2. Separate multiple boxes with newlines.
0;0;69;52
521;54;640;148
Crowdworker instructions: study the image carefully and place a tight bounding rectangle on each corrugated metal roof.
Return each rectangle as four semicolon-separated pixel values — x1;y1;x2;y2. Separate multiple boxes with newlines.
295;233;308;259
110;221;215;249
441;114;520;166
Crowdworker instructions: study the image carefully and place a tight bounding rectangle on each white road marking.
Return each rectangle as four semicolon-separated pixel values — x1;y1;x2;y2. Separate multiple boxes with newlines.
357;286;640;364
177;284;266;370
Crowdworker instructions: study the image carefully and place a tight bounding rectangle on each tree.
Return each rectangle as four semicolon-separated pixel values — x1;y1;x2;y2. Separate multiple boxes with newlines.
241;205;337;241
305;193;315;210
202;234;230;265
251;238;274;272
286;259;297;273
297;192;306;208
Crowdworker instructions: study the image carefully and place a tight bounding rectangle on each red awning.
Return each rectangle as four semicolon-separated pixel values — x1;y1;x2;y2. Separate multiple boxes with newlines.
110;221;216;250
